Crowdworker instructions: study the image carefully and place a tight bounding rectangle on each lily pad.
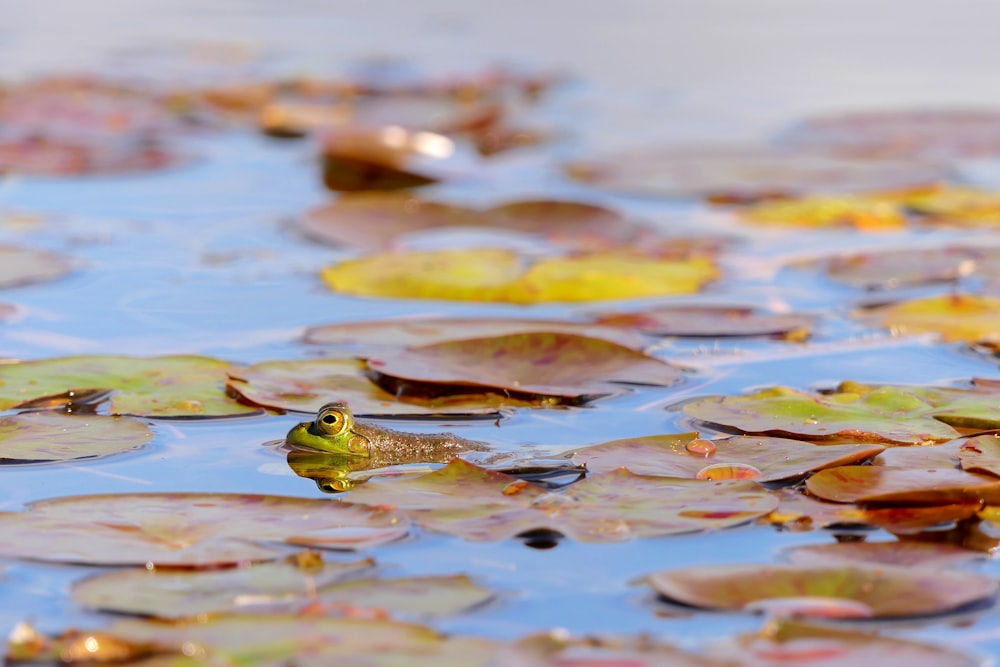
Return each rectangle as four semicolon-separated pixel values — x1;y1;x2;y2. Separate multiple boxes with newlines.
778;109;1000;159
319;248;719;303
806;465;1000;505
0;355;259;417
366;332;683;403
320;127;455;191
593;305;814;339
785;541;983;568
501;632;727;667
0;493;409;566
905;186;1000;228
683;381;1000;445
564;145;944;201
856;294;1000;343
647;563;996;618
569;433;884;483
956;433;1000;477
0;411;153;463
345;459;777;542
0;245;74;289
739;195;908;231
227;357;537;416
821;246;995;289
302;316;649;351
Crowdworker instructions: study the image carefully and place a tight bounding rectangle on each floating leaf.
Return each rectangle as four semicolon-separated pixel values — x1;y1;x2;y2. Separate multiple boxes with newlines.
905;186;1000;228
709;619;981;667
227;357;536;416
857;294;1000;343
345;459;776;542
806;465;1000;505
0;412;153;463
366;332;683;403
593;305;813;339
821;246;992;289
564;146;944;201
785;540;983;568
957;433;1000;477
501;632;725;667
570;433;884;483
647;563;996;618
778;109;1000;159
320;127;455;191
873;438;962;468
0;245;74;289
0;355;259;417
683;381;1000;445
303;316;648;351
305;574;495;617
320;248;718;303
0;493;409;566
739;195;908;231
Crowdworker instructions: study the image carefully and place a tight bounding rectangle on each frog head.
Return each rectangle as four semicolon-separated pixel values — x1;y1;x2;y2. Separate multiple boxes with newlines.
285;401;372;456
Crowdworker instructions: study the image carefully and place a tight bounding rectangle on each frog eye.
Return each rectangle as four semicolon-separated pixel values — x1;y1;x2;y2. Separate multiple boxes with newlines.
316;405;349;435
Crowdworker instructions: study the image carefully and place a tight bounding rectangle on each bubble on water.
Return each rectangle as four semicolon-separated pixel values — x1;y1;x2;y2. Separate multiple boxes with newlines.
696;462;763;480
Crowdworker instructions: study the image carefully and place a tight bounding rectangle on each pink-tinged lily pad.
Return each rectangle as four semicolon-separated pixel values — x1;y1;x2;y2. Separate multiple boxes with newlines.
956;433;1000;477
345;459;776;542
320;127;456;192
0;245;74;289
0;355;259;418
778;109;1000;159
683;381;1000;445
564;145;944;201
0;493;409;566
806;465;1000;505
303;316;648;351
226;357;537;416
785;540;983;569
708;619;981;667
0;412;153;463
0;138;178;177
856;294;1000;343
366;332;683;403
821;246;997;289
569;433;884;483
593;305;814;339
647;563;996;618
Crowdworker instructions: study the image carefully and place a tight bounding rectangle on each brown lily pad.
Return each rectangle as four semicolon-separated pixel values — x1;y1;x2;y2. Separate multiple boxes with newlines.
785;540;983;569
0;245;74;289
345;458;776;542
500;632;728;667
227;357;536;416
365;332;683;403
956;433;1000;477
570;433;884;483
564;145;944;201
647;563;996;618
806;465;1000;505
856;294;1000;343
0;411;153;463
821;246;997;289
0;493;409;566
593;305;814;339
320;127;456;191
0;355;259;418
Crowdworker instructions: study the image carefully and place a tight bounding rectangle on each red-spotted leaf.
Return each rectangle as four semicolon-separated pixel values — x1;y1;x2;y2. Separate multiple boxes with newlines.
0;412;153;463
806;465;1000;505
593;305;813;339
569;433;884;483
366;332;683;402
0;493;409;566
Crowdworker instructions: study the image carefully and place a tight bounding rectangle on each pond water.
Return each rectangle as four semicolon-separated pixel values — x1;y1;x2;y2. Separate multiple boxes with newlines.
3;0;1000;663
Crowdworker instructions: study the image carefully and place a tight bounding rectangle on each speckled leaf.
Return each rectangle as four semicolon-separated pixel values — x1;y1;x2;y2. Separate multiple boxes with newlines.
0;412;153;463
564;145;944;201
647;563;996;618
0;245;74;289
366;332;683;402
785;541;983;569
320;248;718;303
857;294;1000;343
593;305;813;339
345;459;776;542
570;433;884;483
709;619;982;667
303;316;648;351
682;382;1000;445
957;433;1000;477
806;465;1000;505
822;246;995;289
227;357;536;416
739;195;908;230
0;493;409;566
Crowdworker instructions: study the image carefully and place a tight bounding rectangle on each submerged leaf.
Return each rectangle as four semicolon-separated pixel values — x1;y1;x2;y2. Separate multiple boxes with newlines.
0;493;409;566
806;465;1000;505
593;305;813;339
0;412;153;463
857;294;1000;343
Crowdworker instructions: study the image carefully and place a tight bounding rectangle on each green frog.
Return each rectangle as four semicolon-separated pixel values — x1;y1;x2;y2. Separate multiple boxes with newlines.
285;401;490;458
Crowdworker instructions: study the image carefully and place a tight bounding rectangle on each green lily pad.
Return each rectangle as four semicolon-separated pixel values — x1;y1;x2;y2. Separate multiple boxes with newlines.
0;245;74;289
345;459;776;542
569;433;884;483
366;332;683;403
806;465;1000;505
227;357;537;416
683;381;1000;445
0;493;409;566
0;411;153;463
592;305;814;339
647;563;996;618
0;355;259;418
785;540;983;569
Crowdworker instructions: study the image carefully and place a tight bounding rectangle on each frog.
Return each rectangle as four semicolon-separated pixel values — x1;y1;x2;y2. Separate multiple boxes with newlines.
285;401;490;458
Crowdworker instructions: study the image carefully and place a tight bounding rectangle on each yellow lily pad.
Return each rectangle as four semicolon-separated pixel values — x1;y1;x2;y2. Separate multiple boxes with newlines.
740;195;908;231
857;293;1000;343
